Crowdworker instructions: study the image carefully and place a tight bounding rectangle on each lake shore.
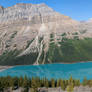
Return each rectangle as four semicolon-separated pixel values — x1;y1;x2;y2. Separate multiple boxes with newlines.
3;86;92;92
0;61;92;67
0;66;13;72
0;61;92;72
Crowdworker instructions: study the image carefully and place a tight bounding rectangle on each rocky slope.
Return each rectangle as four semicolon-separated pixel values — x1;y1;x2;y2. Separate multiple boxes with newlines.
3;86;92;92
0;3;92;65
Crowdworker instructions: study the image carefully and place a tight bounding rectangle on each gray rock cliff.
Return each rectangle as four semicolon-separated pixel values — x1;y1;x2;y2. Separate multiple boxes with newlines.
0;3;92;65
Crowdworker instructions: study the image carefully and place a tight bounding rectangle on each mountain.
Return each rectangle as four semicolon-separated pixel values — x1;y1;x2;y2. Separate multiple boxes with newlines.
0;3;92;65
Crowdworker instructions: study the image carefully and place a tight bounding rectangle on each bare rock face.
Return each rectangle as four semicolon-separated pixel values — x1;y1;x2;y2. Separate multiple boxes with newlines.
0;6;4;17
0;3;92;65
0;3;79;52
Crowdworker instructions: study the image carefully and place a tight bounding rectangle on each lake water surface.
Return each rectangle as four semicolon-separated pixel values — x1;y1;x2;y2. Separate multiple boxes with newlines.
0;62;92;82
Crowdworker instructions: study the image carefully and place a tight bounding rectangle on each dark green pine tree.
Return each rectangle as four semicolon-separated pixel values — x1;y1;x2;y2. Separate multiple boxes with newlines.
12;77;19;90
0;81;3;92
35;77;41;88
23;75;29;92
45;79;49;88
23;75;29;88
19;76;24;87
42;77;47;87
31;77;37;92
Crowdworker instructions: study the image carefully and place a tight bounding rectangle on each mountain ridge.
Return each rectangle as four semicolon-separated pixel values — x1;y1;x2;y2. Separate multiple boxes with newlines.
0;3;92;65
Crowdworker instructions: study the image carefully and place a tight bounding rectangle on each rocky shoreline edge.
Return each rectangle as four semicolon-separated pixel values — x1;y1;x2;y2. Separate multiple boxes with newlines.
0;66;13;72
2;86;92;92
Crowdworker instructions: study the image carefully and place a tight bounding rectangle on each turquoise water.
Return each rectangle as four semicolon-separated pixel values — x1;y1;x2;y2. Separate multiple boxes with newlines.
0;62;92;82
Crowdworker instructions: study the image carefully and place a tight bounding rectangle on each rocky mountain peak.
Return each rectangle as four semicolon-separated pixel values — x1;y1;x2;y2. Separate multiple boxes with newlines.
0;6;3;9
87;18;92;22
0;6;4;17
13;3;32;8
0;3;56;24
0;3;92;65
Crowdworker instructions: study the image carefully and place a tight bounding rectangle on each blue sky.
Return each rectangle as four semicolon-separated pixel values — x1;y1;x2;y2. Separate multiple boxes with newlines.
0;0;92;21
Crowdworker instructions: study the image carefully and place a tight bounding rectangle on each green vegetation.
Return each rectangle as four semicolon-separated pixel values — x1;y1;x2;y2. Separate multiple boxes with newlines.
26;39;34;49
1;36;92;65
82;77;88;86
67;85;74;92
10;31;17;39
0;50;38;65
0;50;21;65
50;33;54;42
72;32;78;35
46;38;92;63
80;29;87;34
39;37;43;43
51;78;55;87
0;76;92;92
61;32;67;36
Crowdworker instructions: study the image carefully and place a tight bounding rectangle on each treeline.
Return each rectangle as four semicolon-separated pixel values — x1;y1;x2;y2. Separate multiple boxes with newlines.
0;76;92;92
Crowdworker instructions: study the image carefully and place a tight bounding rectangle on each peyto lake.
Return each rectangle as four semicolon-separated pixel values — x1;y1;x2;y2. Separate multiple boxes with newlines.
0;62;92;82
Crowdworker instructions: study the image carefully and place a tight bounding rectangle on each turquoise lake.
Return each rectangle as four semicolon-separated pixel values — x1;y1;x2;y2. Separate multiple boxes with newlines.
0;62;92;82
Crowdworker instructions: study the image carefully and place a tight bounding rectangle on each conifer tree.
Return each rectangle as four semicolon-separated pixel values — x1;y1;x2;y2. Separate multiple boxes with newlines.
0;81;3;92
31;77;37;92
45;79;49;88
42;77;47;87
19;76;23;87
40;78;43;87
67;84;74;92
35;77;41;88
56;80;60;87
23;75;28;88
82;77;88;86
65;80;68;88
60;80;65;90
22;76;29;92
68;76;73;85
74;80;80;87
89;80;92;87
12;77;19;90
51;78;55;88
31;77;37;88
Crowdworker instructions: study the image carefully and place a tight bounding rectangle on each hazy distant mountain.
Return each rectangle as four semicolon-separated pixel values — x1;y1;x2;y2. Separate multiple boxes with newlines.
0;3;92;65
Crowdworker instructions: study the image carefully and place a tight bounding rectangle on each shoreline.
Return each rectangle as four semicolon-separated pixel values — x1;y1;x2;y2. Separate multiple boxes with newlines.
0;61;92;69
0;66;13;72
